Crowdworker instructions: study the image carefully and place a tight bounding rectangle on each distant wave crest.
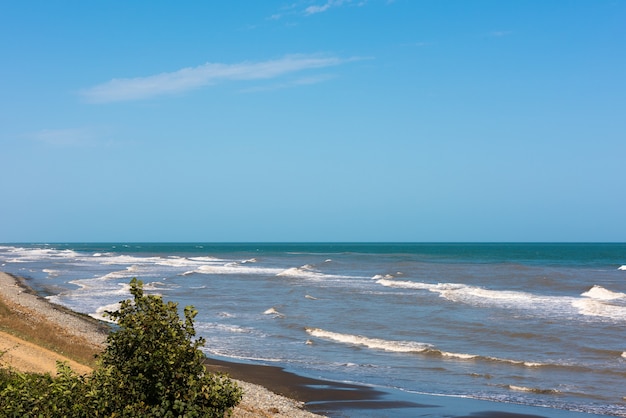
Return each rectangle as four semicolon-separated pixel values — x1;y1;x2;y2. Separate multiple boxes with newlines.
378;278;626;321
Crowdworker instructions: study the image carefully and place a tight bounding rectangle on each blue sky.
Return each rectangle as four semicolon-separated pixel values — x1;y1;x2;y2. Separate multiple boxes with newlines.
1;0;624;242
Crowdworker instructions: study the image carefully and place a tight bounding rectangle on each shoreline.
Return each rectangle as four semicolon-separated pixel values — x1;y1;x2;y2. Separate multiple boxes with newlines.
0;271;611;418
0;271;321;418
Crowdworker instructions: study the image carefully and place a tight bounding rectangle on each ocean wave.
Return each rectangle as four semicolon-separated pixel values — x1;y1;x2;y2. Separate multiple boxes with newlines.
618;265;626;271
90;302;122;323
276;266;323;279
195;264;283;276
96;269;137;281
572;298;626;320
439;351;544;367
43;269;60;277
305;328;433;353
506;385;560;395
573;285;626;320
376;278;543;306
200;348;284;363
156;257;204;268
198;322;255;334
306;328;548;367
3;247;81;262
276;264;357;281
188;256;223;262
582;285;626;300
100;255;162;265
142;281;176;291
377;277;626;321
263;307;285;318
372;274;396;281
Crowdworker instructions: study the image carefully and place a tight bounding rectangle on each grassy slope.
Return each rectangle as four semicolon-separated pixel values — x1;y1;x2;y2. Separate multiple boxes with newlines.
0;296;104;368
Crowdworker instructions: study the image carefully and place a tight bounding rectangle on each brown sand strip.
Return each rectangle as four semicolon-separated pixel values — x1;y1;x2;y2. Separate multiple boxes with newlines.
0;330;92;375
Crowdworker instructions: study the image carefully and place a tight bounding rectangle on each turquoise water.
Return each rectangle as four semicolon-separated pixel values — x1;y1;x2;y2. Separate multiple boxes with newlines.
1;243;625;416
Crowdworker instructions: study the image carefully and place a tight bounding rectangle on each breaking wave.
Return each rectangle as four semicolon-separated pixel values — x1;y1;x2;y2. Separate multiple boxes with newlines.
305;328;546;367
377;278;626;321
582;285;626;300
277;264;360;281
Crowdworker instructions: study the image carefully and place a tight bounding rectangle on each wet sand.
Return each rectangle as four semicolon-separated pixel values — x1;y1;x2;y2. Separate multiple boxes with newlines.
203;356;593;417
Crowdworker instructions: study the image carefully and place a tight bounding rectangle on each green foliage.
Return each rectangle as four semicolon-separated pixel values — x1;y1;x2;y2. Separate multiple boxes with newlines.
0;363;90;417
0;278;242;417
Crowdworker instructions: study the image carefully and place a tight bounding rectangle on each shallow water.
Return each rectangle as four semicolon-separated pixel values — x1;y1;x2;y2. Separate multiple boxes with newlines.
1;243;625;416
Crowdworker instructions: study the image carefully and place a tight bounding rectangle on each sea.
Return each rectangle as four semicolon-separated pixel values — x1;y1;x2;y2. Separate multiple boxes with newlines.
1;243;625;417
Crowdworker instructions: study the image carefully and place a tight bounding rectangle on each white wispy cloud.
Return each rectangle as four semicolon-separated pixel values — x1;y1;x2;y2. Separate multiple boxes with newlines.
240;74;337;93
304;0;352;15
269;0;368;20
81;54;351;103
28;128;96;147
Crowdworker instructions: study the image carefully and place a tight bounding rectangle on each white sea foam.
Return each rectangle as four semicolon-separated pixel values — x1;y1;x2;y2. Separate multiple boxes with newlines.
582;285;626;300
91;302;122;323
67;278;132;297
142;281;174;291
4;247;80;262
376;278;568;315
200;323;254;334
156;257;201;267
97;269;135;281
618;265;626;271
574;285;626;320
195;264;283;276
263;307;285;318
306;328;547;367
378;277;626;322
305;328;433;353
276;265;331;280
276;267;311;277
507;385;560;394
572;298;626;320
188;256;222;262
372;274;396;281
195;322;258;337
100;255;161;265
440;351;478;360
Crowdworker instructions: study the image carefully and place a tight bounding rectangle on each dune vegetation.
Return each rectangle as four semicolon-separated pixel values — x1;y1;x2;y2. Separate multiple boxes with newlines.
0;278;242;417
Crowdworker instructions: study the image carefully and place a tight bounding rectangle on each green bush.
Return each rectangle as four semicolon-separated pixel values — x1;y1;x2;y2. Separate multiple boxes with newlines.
0;278;242;417
0;362;90;417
